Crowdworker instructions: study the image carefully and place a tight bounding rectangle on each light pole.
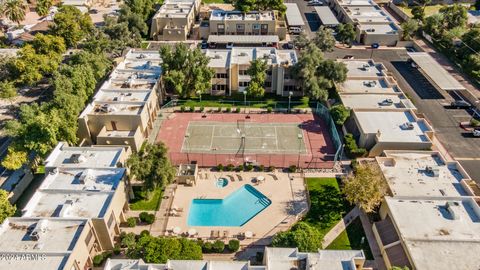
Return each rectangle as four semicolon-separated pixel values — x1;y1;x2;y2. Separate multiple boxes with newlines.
243;91;247;106
184;133;190;163
288;91;293;113
196;90;202;103
297;133;303;168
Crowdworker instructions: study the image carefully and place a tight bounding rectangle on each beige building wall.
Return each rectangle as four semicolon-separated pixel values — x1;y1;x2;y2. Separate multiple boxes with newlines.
62;221;103;270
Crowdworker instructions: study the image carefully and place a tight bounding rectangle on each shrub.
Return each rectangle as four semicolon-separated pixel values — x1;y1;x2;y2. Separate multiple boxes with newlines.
190;105;195;112
126;217;136;227
226;107;232;113
113;245;121;255
258;165;265;172
217;107;222;112
226;164;234;171
235;107;241;113
140;230;150;237
212;240;225;253
344;133;367;158
267;107;273;113
268;166;275;172
180;106;186;112
288;165;297;173
93;254;104;267
202;241;213;253
301;96;309;107
139;212;155;224
237;164;244;171
246;164;254;171
217;164;224;171
228;239;240;252
471;118;480;127
330;104;351;126
200;106;205;112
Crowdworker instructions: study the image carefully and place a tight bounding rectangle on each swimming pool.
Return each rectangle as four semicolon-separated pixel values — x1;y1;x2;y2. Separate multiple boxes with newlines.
187;184;271;226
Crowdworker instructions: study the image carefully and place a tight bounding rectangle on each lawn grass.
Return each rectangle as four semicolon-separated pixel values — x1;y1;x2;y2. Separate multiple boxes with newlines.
129;187;163;211
399;4;447;17
202;0;231;3
305;178;352;235
326;218;374;260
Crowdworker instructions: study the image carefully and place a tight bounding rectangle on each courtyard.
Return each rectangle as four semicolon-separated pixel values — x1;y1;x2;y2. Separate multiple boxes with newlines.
162;170;308;246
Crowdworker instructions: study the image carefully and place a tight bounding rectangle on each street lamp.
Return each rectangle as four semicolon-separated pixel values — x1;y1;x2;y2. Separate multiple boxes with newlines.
184;133;190;163
196;90;202;103
288;91;293;113
297;133;303;168
243;91;247;106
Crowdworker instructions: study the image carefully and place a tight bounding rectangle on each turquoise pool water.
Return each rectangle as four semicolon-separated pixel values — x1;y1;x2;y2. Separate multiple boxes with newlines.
187;184;271;226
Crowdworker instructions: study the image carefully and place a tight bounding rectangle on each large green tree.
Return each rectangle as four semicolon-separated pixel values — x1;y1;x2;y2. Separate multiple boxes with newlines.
411;6;425;22
401;19;419;40
1;0;27;24
313;26;336;52
31;33;66;56
246;59;268;97
49;6;93;48
294;32;310;50
232;0;286;15
343;163;388;213
160;43;214;98
10;44;60;86
337;23;356;46
35;0;53;17
439;4;468;30
423;13;444;38
127;142;176;191
272;222;323;252
0;190;15;223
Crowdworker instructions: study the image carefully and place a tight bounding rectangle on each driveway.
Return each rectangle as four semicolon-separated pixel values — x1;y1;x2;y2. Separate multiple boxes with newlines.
325;47;480;183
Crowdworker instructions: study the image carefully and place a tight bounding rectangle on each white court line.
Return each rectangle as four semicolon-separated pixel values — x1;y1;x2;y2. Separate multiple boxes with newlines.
274;126;279;151
209;125;215;150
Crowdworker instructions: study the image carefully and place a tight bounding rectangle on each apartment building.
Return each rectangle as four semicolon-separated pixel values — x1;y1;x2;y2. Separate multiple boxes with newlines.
205;47;298;96
201;10;287;41
77;50;162;152
338;60;430;156
104;247;368;270
150;0;201;41
329;0;401;45
0;218;102;270
373;196;480;270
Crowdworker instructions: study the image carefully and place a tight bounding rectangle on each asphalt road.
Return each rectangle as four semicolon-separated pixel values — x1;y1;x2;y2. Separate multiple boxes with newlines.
324;47;480;183
284;0;322;37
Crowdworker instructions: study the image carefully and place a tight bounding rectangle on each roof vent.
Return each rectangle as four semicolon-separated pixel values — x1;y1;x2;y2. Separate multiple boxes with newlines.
58;200;74;217
30;219;49;241
79;169;94;184
49;168;59;176
70;154;86;164
445;201;459;220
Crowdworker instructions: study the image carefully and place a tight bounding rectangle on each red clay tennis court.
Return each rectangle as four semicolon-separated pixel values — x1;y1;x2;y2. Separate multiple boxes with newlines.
156;112;336;169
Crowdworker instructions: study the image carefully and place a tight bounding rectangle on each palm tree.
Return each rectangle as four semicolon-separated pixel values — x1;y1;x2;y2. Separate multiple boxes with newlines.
2;0;28;24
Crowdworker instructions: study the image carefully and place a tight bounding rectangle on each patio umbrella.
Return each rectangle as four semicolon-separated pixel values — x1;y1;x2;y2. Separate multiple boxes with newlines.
173;226;181;234
245;231;253;238
188;228;197;236
257;176;265;183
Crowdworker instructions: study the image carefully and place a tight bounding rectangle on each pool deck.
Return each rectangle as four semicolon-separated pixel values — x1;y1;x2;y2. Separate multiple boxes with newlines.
162;170;308;246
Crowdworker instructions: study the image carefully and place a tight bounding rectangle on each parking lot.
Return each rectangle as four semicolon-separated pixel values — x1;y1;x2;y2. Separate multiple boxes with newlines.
285;0;324;37
325;47;480;183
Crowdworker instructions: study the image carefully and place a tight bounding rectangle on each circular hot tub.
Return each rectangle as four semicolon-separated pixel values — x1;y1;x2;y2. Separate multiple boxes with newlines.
215;178;228;188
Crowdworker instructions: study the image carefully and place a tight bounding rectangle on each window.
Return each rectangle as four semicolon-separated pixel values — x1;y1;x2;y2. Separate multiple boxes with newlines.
239;81;250;87
215;73;228;78
239;70;248;76
217;24;225;34
212;84;227;91
111;121;117;130
264;81;271;87
284;85;296;92
85;231;93;246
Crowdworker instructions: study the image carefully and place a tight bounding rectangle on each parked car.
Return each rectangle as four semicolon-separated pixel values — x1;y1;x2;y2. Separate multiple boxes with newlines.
283;42;294;49
289;27;303;35
451;100;471;109
307;0;323;5
200;40;208;49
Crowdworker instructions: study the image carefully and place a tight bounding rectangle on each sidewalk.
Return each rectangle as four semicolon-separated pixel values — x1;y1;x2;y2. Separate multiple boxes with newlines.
359;210;387;270
321;206;360;248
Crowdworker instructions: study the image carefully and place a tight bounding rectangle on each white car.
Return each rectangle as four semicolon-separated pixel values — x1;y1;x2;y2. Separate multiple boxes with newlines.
473;129;480;137
308;0;323;5
289;27;303;34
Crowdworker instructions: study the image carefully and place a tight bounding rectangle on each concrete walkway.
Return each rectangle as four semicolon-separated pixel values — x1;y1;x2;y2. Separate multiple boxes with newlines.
321;206;360;248
358;210;387;270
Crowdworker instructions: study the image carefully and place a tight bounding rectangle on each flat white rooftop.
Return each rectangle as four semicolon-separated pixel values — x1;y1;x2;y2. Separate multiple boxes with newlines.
45;142;125;169
338;78;399;94
377;151;470;197
338;0;376;6
0;218;85;253
40;168;125;192
341;60;385;77
206;47;297;68
23;191;113;218
210;10;275;21
359;23;398;34
340;93;415;110
354;111;431;143
285;3;305;26
385;197;480;270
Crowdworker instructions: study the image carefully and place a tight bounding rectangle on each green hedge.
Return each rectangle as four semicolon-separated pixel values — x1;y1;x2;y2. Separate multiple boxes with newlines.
344;134;367;158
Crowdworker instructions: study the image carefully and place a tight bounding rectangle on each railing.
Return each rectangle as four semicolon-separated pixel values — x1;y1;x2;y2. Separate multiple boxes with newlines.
313;102;343;163
161;99;313;110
